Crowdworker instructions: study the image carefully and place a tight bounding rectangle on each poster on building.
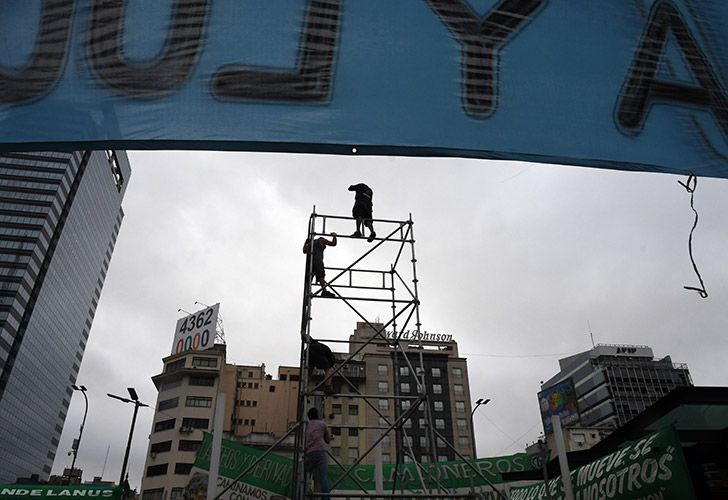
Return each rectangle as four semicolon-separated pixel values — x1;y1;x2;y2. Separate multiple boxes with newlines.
0;486;121;500
2;2;728;179
192;432;540;499
171;303;220;355
538;378;580;434
510;425;696;500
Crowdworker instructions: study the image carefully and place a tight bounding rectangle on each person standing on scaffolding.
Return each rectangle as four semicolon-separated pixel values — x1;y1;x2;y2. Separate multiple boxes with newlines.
303;233;337;298
304;407;331;499
349;183;376;242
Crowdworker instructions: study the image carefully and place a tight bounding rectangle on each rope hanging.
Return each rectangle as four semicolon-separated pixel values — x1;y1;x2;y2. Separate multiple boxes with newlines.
677;174;708;298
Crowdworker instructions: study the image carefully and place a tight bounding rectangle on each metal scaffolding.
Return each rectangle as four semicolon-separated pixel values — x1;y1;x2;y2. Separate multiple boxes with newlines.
291;209;507;500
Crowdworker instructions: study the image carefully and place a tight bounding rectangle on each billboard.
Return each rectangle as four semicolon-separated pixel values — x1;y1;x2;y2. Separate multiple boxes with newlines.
172;303;219;355
1;1;728;178
538;378;579;434
191;432;540;499
510;425;697;500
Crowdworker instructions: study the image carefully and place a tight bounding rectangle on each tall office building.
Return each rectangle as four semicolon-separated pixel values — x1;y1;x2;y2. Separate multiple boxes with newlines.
0;151;130;482
540;344;692;431
347;322;475;464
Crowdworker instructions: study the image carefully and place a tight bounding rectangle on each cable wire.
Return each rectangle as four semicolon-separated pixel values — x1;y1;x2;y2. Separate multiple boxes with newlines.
678;174;708;298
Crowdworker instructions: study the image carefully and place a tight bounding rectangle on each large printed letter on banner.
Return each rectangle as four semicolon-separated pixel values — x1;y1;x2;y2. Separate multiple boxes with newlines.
1;1;727;179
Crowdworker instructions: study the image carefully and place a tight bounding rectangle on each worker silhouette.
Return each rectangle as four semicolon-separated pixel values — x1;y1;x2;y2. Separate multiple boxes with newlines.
303;233;337;298
349;183;376;242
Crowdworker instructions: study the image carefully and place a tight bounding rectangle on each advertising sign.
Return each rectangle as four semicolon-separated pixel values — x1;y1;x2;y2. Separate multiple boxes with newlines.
538;378;580;434
0;486;121;500
172;303;219;355
192;432;540;499
510;425;696;500
2;1;728;179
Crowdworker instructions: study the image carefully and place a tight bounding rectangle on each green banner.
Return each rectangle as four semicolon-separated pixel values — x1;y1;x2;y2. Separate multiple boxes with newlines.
0;486;121;500
510;426;696;500
194;433;538;497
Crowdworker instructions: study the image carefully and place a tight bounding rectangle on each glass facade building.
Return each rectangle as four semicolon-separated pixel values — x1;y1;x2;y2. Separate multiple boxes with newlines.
541;344;693;431
0;151;130;482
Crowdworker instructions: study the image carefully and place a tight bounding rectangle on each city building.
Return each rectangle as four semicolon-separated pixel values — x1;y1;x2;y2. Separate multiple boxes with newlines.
0;151;130;483
540;344;693;432
141;348;300;500
140;321;474;498
341;322;474;465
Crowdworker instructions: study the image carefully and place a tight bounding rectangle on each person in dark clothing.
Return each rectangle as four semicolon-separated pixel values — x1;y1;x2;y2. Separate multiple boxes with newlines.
303;233;337;298
348;183;376;242
307;338;336;394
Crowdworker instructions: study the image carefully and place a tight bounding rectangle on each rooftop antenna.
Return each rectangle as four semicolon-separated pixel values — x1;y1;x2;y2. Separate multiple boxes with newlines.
588;320;595;348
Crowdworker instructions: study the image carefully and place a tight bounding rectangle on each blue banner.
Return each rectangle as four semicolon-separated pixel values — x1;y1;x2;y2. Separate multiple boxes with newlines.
2;1;728;177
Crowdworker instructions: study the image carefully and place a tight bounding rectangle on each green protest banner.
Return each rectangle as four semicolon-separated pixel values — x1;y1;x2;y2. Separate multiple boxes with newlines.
194;433;539;498
0;486;121;500
510;426;696;500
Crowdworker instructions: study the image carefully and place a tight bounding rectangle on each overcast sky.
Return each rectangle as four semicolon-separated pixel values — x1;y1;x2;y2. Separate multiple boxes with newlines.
49;151;728;489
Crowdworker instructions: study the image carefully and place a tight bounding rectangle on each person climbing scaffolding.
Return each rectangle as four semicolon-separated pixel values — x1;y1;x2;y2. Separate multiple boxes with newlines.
303;233;337;298
304;337;337;395
348;183;376;242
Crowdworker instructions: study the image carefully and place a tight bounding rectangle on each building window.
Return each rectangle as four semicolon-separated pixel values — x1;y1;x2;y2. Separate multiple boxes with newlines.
434;401;444;412
404;455;412;463
453;384;464;395
381;436;390;448
459;437;470;448
349;428;359;437
175;463;194;475
415;367;424;376
165;359;185;373
419;436;429;448
178;440;202;452
142;489;165;500
452;367;463;379
348;405;359;416
401;400;411;410
455;402;465;413
181;417;209;429
331;427;341;436
158;397;179;411
332;404;342;415
438;455;449;462
348;448;359;459
378;364;388;375
150;441;172;454
400;366;410;377
146;464;168;477
437;437;447;448
382;453;391;463
192;357;217;368
269;386;276;392
418;418;426;427
186;396;212;408
421;455;430;463
432;384;442;394
378;399;389;411
400;383;410;393
170;488;184;500
457;419;468;431
403;418;412;429
153;419;175;432
378;381;388;393
379;417;388;426
431;367;441;377
189;375;215;386
332;447;340;457
435;418;445;430
404;436;413;446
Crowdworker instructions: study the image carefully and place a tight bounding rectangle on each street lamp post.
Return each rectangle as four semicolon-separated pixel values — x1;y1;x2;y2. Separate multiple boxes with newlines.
108;388;149;486
470;398;491;457
69;385;88;476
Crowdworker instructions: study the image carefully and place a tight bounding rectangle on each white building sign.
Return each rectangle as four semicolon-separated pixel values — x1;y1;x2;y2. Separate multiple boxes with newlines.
172;303;220;355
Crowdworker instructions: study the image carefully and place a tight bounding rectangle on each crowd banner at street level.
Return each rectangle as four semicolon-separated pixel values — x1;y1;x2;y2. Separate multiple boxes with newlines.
190;432;540;499
0;486;121;500
510;425;696;500
2;1;728;178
